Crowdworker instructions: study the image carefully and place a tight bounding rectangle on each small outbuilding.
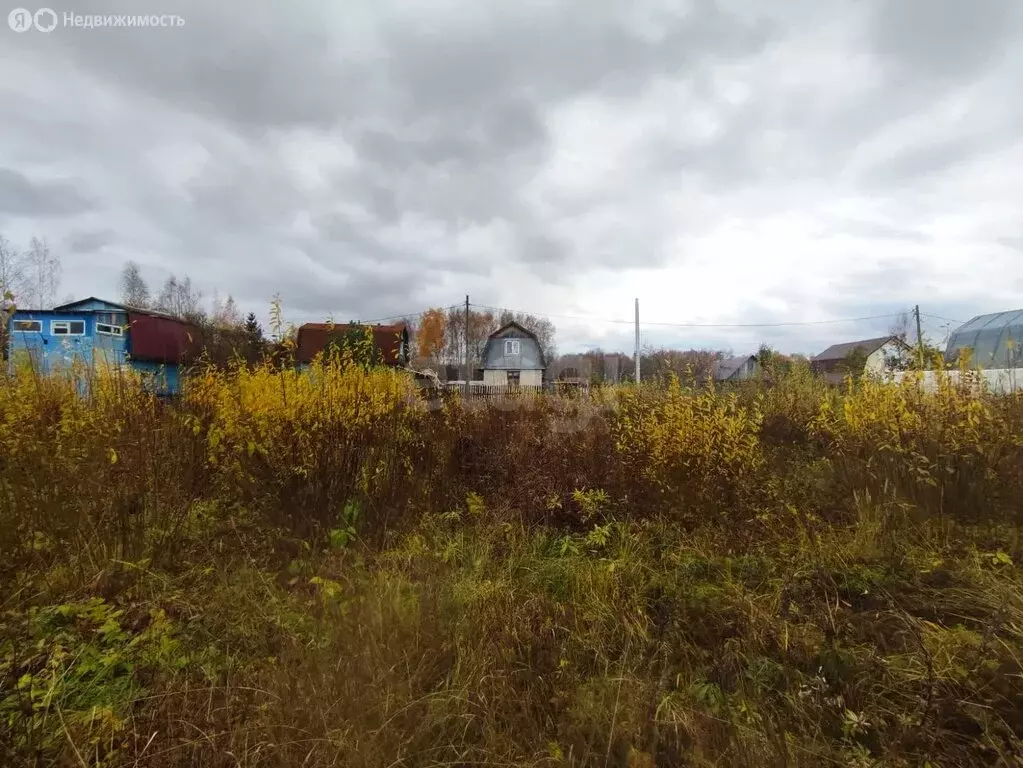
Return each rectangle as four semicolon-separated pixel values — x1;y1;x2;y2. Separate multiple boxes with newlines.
295;322;410;367
713;355;760;382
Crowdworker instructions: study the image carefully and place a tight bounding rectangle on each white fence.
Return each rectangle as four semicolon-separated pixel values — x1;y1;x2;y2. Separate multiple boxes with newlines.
889;369;1023;395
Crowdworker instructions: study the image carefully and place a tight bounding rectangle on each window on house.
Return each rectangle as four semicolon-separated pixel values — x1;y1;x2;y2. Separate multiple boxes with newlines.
95;312;128;327
504;339;521;355
51;320;85;336
13;320;41;332
96;323;123;336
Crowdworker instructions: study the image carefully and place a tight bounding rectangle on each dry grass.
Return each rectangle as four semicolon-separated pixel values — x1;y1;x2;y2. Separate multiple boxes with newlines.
1;358;1022;766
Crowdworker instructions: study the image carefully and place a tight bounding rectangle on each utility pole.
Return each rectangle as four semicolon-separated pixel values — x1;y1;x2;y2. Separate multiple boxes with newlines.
464;295;470;396
914;304;925;369
634;298;640;384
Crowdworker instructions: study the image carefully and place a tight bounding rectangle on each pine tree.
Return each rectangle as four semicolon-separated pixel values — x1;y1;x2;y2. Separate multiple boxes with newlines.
243;312;266;363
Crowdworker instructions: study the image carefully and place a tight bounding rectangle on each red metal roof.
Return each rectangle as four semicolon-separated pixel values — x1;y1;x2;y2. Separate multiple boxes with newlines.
295;322;409;366
127;312;203;365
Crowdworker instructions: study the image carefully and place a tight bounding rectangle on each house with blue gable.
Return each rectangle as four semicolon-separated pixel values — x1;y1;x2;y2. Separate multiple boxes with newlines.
5;297;202;395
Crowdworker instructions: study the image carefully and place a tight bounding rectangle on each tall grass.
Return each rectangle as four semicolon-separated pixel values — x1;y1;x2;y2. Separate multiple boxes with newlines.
1;359;1022;766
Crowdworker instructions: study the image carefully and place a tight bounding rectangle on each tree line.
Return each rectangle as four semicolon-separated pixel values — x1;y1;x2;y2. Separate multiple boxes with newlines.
117;261;267;366
2;233;952;378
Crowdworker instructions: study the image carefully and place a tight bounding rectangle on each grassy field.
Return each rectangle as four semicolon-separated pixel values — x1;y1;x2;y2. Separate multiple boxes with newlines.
2;358;1022;767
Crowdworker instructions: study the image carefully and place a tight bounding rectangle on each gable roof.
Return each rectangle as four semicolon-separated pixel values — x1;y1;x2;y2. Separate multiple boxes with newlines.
51;296;181;320
52;297;128;312
295;322;408;365
487;320;540;343
714;355;756;381
483;321;546;368
813;336;904;362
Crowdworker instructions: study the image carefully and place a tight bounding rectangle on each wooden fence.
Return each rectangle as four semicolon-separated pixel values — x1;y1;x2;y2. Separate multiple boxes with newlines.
439;382;591;400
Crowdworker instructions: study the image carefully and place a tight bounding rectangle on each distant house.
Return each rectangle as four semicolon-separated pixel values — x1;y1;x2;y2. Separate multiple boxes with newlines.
811;336;909;383
295;322;410;368
480;321;546;388
548;351;624;385
549;353;587;385
713;355;760;382
6;296;202;395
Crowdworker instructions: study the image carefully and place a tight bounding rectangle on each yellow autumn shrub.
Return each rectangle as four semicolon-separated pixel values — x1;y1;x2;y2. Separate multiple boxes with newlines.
185;352;424;529
0;363;171;563
811;372;1021;522
611;378;764;517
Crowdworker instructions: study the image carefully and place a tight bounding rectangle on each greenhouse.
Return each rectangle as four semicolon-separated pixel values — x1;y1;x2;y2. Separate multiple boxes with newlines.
945;309;1023;369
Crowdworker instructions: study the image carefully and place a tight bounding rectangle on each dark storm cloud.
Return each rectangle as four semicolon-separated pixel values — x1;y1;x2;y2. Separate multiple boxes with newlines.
0;169;95;218
65;229;115;253
11;0;356;131
265;256;446;321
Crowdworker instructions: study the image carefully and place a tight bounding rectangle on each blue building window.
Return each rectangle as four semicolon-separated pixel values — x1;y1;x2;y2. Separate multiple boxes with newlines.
96;323;123;336
95;312;127;326
13;320;41;332
51;320;85;336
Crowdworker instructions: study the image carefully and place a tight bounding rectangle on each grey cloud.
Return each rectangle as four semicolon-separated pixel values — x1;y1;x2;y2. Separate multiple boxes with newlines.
868;0;1022;81
14;0;355;131
0;169;95;217
645;0;1023;198
65;229;115;253
378;2;773;111
354;97;547;171
858;138;979;187
268;262;440;321
186;161;301;235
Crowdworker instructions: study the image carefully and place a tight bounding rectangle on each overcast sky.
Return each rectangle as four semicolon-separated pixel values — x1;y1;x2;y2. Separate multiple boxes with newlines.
2;0;1022;354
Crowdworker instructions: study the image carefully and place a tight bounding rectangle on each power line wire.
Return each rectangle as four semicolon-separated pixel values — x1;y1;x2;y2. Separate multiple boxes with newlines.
344;304;462;325
920;312;965;325
470;302;906;329
323;301;962;334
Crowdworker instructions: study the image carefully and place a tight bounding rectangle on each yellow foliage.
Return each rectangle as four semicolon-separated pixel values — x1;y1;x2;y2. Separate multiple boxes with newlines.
611;377;764;516
185;354;423;513
810;372;1021;520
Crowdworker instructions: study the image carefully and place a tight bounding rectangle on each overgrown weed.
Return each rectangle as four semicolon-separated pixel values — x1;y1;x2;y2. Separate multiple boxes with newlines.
1;361;1022;765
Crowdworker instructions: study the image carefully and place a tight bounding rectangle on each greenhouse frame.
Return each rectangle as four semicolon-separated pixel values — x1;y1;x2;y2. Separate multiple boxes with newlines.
945;309;1023;369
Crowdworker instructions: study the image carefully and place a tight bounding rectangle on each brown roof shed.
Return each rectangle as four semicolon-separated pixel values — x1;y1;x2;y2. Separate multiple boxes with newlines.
126;311;203;365
295;322;409;366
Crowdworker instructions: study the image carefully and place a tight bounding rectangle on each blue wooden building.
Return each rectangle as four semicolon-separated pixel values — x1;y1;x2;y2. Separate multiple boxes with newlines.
5;297;202;395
